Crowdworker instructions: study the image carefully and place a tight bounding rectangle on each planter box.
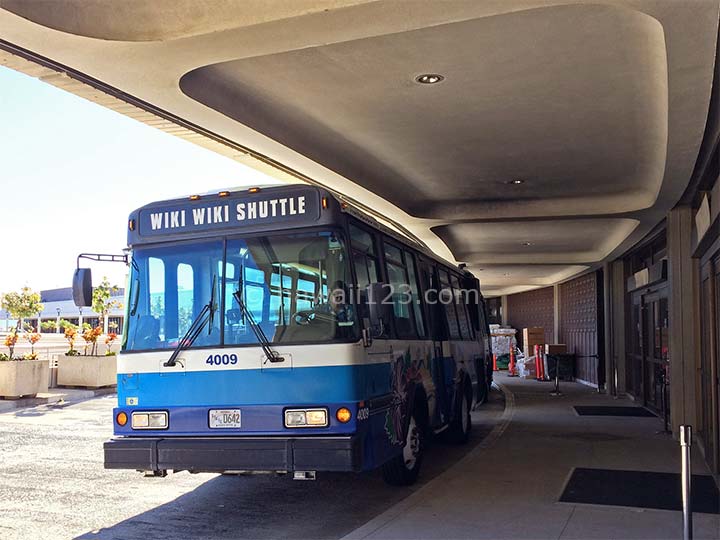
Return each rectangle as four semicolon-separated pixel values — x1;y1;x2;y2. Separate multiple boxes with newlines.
57;355;117;389
0;359;49;399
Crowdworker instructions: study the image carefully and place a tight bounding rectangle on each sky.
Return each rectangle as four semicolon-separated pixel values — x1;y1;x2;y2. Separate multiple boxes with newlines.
0;66;278;294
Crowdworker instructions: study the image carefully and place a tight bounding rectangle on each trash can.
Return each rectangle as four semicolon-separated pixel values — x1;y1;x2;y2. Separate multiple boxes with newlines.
546;353;575;381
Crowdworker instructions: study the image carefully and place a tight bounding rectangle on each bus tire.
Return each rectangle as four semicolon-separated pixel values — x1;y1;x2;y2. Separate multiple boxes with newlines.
475;359;489;407
381;405;425;486
447;381;472;444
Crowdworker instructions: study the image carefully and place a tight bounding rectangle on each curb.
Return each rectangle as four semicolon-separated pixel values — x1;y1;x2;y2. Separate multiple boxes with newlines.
341;382;516;540
0;386;116;413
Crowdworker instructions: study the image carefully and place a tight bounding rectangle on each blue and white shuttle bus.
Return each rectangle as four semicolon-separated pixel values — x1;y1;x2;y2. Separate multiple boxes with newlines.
81;184;492;485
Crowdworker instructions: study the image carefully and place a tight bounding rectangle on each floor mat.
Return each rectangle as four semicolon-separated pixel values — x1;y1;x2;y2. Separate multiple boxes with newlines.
560;468;720;514
574;405;656;417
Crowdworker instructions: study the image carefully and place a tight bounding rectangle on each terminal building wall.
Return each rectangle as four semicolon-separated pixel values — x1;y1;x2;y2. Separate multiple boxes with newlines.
558;272;601;387
506;286;554;350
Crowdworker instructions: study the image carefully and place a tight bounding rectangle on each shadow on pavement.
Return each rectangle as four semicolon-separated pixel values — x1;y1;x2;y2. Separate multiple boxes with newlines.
77;391;504;540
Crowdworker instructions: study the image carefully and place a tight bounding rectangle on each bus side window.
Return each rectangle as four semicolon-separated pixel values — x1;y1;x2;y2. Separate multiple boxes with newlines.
404;250;426;338
349;223;381;323
384;243;417;339
439;270;461;340
451;274;473;340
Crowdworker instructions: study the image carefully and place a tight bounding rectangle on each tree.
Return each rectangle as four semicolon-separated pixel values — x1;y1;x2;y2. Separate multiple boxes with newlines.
1;287;43;329
59;319;79;355
40;320;57;333
23;327;41;359
92;277;122;329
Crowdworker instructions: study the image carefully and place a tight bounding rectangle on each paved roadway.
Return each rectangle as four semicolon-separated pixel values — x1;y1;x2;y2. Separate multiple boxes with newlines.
0;392;503;540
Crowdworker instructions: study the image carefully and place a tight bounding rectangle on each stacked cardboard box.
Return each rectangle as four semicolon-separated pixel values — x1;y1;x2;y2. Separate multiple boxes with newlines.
523;327;545;359
545;344;567;355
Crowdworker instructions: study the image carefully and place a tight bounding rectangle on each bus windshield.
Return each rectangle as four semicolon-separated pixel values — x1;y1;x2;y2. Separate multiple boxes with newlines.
124;230;357;352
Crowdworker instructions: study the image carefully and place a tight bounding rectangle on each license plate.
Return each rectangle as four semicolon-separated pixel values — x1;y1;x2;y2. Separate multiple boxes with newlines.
209;409;241;428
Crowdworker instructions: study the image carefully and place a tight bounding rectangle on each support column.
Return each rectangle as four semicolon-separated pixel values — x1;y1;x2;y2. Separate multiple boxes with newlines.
553;285;560;344
603;262;615;396
668;205;698;435
501;295;508;326
611;259;627;394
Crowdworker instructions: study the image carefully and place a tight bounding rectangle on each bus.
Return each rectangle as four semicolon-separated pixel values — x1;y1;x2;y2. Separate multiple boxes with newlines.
78;184;492;485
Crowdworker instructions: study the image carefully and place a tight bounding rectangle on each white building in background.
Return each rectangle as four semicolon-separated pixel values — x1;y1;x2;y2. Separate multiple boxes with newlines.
0;287;125;333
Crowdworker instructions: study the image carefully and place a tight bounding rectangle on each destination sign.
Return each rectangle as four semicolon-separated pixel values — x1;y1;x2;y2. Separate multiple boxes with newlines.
137;189;321;237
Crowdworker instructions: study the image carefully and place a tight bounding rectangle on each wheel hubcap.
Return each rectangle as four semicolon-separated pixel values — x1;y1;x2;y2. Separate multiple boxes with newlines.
403;416;420;469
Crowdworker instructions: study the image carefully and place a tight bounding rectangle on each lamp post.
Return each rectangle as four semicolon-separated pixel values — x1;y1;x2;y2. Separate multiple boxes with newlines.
56;307;61;334
78;307;84;329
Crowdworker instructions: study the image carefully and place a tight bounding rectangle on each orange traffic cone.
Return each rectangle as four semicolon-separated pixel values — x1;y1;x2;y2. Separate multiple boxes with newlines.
508;347;517;377
492;353;498;372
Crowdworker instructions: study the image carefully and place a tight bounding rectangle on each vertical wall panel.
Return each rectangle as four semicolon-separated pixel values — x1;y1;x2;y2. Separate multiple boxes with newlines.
506;286;555;349
559;272;599;385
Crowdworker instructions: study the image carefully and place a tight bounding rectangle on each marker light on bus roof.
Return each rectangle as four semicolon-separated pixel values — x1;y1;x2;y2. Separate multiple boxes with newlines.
189;194;201;200
128;219;135;231
218;191;230;197
248;187;261;193
321;197;328;209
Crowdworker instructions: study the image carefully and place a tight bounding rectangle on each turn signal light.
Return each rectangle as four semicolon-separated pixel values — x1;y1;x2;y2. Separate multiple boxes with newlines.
336;407;352;423
116;412;128;426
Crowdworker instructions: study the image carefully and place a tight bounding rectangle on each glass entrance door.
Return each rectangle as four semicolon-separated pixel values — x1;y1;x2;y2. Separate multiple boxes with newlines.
642;290;669;414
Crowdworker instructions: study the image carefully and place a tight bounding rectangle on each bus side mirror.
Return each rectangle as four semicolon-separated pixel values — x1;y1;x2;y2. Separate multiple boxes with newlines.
73;268;93;307
367;282;393;336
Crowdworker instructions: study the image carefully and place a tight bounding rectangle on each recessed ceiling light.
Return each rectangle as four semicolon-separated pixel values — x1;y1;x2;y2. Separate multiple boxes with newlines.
507;179;525;185
522;241;532;247
415;73;444;85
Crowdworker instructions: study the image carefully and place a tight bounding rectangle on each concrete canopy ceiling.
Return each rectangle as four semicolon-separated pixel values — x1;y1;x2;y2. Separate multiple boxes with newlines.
0;0;717;297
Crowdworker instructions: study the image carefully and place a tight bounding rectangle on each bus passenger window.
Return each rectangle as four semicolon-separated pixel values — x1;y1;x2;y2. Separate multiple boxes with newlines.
148;257;165;340
177;263;194;336
451;275;472;340
384;243;416;339
439;270;461;340
405;252;426;338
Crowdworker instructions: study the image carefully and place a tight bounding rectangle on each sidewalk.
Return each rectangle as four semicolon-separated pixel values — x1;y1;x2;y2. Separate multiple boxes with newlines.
0;386;115;413
344;374;720;540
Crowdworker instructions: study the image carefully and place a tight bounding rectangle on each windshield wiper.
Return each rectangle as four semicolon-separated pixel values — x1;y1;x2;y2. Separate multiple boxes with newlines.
164;275;217;367
232;289;282;363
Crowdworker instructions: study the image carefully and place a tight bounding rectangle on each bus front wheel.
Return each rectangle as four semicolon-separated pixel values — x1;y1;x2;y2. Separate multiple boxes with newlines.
381;407;425;486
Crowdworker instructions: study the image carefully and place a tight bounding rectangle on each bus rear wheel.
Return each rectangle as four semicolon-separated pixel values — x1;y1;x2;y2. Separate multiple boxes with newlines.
381;408;425;486
447;385;472;444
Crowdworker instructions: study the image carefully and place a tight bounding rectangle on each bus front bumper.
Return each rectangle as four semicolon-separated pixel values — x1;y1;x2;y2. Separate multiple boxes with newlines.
104;435;364;473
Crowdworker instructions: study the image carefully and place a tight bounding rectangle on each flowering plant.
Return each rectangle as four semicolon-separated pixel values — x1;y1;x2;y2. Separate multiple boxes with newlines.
4;328;18;360
104;332;118;355
60;320;79;355
81;325;103;356
23;327;41;357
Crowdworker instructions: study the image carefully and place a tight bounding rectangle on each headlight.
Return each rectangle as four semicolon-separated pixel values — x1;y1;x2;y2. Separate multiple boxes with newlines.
284;408;328;428
131;411;168;430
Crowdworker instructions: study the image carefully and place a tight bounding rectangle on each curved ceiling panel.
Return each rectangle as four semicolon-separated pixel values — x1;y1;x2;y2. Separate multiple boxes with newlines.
0;0;372;41
180;3;668;220
434;219;639;264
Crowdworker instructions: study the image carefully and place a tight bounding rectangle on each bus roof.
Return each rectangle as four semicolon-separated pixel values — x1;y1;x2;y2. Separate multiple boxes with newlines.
127;184;475;284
